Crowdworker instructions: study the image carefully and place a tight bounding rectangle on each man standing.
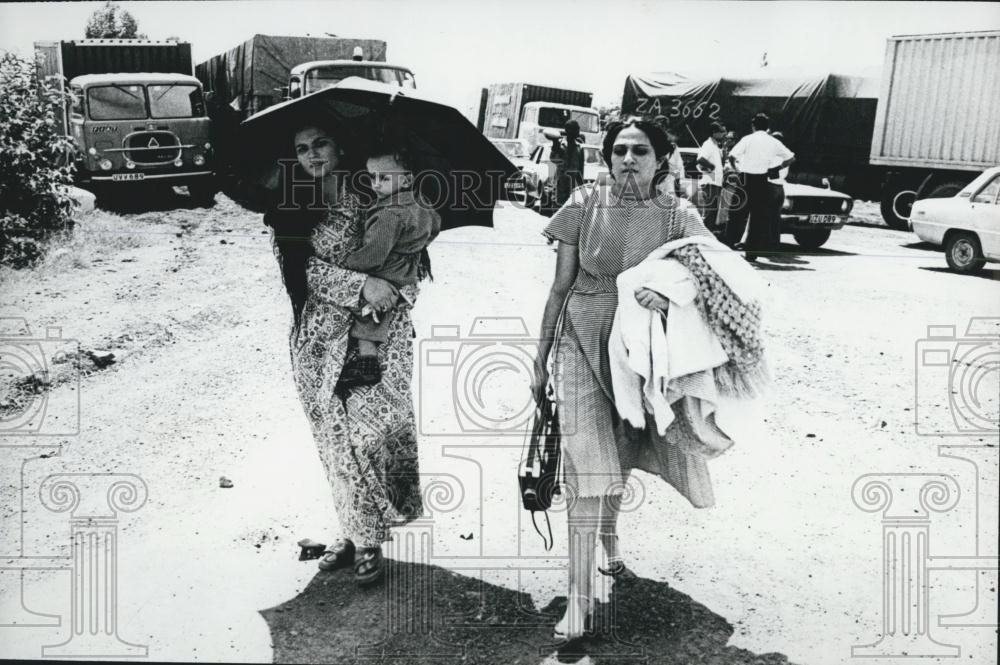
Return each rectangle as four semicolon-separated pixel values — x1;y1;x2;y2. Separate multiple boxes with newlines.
695;122;727;232
728;113;795;261
550;119;585;208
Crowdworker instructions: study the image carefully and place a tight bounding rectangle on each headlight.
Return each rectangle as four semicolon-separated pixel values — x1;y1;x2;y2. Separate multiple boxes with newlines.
841;199;851;213
204;142;212;150
173;158;183;167
88;147;98;156
99;159;113;170
125;161;135;170
193;154;206;166
782;198;792;211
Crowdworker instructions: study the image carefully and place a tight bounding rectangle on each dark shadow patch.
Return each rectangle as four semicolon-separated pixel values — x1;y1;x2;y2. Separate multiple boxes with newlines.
919;266;1000;281
95;184;204;213
900;241;939;251
261;559;797;664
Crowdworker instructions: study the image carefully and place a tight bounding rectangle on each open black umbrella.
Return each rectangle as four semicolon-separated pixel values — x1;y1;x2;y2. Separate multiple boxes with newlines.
239;78;519;229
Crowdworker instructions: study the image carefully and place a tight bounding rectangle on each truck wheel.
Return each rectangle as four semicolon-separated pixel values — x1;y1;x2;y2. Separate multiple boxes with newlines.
880;186;916;230
188;178;218;207
944;231;985;274
792;228;832;250
927;181;965;200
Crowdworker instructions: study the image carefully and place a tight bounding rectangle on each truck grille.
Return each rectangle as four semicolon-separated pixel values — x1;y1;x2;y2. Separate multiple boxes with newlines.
125;132;181;164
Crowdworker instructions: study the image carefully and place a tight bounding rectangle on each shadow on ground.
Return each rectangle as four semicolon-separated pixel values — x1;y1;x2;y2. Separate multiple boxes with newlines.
262;559;796;664
919;266;1000;281
95;184;211;213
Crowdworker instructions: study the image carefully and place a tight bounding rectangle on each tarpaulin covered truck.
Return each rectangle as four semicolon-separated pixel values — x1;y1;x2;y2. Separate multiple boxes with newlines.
870;30;1000;228
194;34;389;118
480;83;600;149
621;72;881;196
34;39;217;204
621;30;1000;230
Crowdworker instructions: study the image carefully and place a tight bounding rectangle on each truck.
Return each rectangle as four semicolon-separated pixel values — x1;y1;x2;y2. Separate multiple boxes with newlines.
480;83;600;150
620;30;1000;230
870;30;1000;229
34;39;217;204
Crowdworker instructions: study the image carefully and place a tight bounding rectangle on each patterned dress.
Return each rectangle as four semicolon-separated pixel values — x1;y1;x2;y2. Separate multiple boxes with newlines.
288;188;424;548
544;184;718;507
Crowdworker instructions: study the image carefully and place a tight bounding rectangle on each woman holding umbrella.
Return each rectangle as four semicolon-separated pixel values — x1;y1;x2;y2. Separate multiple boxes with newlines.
260;119;425;585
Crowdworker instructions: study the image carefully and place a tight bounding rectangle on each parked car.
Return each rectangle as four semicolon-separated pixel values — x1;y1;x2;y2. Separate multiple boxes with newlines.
678;148;853;249
489;138;534;205
525;142;609;214
910;166;1000;274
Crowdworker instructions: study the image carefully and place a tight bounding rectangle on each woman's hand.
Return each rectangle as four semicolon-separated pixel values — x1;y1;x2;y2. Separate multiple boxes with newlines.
362;276;398;313
530;355;549;406
635;287;670;312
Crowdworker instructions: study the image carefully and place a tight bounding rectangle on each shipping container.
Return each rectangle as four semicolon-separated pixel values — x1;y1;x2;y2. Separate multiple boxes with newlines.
35;39;193;82
482;83;596;146
195;34;387;119
870;31;1000;170
871;30;1000;227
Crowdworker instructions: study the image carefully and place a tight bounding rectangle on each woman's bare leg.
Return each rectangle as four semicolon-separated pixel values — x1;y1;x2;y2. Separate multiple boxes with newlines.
599;492;624;572
556;495;601;639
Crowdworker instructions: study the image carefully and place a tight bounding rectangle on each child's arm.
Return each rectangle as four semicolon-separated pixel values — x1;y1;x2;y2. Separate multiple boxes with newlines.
343;208;405;273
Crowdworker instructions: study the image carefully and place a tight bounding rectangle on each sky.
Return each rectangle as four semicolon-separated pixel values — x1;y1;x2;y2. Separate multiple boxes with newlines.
2;0;999;117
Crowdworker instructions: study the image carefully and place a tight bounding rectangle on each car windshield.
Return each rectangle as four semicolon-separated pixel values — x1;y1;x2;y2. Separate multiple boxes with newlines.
148;84;205;118
494;141;527;159
305;65;416;94
537;107;600;133
88;84;146;120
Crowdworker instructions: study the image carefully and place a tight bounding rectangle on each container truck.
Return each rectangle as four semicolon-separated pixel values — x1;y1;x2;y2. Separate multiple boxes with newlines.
34;39;217;204
870;30;1000;228
621;30;1000;230
480;83;600;149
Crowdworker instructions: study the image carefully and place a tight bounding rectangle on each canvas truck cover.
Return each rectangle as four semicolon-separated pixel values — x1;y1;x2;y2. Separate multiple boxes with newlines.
35;40;193;81
621;73;879;177
195;34;387;118
870;31;1000;170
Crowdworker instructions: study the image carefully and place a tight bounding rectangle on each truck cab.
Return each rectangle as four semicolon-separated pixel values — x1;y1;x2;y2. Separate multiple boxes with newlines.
67;72;216;202
287;60;416;98
518;101;601;150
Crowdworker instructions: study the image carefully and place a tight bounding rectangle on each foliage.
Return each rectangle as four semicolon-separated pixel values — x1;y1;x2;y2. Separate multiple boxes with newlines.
84;1;146;39
0;52;79;267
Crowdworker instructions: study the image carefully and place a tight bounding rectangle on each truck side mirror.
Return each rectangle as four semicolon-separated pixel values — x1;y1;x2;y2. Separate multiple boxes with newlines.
278;86;290;100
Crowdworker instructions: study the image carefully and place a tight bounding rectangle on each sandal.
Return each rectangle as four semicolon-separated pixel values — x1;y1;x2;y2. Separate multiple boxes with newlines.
317;538;355;572
598;558;626;577
354;546;384;586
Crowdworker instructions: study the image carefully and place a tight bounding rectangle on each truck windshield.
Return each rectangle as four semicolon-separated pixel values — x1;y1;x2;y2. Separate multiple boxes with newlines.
305;66;416;94
537;107;600;134
149;84;205;119
88;85;147;120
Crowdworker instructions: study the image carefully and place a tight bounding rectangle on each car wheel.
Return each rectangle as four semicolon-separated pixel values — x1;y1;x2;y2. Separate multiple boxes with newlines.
944;231;985;274
792;228;832;250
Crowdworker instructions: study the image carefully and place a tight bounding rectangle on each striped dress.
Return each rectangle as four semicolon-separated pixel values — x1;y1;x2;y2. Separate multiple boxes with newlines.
544;184;718;507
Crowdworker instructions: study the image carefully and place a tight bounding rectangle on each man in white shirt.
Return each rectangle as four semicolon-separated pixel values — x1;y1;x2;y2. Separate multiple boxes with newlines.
727;113;795;261
695;121;727;232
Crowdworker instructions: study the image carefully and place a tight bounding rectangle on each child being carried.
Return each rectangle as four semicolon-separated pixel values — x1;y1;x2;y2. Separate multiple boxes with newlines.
339;145;441;388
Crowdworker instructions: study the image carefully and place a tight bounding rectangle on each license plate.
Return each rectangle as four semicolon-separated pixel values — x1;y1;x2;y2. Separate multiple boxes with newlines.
506;181;525;190
809;214;839;225
111;173;145;181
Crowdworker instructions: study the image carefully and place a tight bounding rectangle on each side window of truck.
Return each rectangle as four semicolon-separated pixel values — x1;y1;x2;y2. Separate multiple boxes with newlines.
70;86;84;118
289;77;302;99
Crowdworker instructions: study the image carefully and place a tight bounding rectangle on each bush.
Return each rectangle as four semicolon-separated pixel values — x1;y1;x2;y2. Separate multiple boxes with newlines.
0;52;79;268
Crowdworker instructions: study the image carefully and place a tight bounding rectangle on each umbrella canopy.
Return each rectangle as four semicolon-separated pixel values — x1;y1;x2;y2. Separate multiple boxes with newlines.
239;77;519;229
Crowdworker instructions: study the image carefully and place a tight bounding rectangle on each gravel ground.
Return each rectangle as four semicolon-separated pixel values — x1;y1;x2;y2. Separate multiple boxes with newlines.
1;191;996;664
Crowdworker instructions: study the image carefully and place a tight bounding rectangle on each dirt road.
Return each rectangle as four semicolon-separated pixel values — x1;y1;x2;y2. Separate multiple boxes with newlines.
1;194;997;664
